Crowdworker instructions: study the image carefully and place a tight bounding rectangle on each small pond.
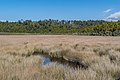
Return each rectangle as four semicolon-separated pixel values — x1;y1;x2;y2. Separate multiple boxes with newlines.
39;54;88;69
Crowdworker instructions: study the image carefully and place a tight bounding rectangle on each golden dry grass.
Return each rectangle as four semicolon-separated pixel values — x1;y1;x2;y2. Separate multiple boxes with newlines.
0;35;120;80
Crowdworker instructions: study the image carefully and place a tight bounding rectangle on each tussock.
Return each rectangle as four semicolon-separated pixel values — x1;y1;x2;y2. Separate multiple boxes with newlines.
0;42;120;80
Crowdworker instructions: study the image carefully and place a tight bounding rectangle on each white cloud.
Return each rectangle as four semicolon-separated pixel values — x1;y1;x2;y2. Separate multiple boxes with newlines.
104;9;112;13
105;11;120;21
0;20;7;22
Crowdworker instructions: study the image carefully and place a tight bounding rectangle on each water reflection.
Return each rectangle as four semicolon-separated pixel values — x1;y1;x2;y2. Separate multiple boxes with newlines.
39;54;88;69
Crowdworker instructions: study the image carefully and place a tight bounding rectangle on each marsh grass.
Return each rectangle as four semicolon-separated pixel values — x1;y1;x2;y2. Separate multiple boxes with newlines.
0;42;120;80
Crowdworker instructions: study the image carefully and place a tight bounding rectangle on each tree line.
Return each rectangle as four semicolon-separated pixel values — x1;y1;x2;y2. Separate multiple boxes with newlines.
79;21;120;36
0;19;120;36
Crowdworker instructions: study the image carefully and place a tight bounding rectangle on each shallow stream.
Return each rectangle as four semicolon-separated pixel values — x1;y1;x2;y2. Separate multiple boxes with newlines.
39;54;88;69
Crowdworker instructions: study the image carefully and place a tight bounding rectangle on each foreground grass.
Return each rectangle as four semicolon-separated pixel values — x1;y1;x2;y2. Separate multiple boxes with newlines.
0;42;120;80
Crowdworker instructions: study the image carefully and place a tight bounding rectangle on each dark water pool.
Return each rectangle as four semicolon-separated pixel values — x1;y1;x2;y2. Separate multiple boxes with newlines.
39;54;88;69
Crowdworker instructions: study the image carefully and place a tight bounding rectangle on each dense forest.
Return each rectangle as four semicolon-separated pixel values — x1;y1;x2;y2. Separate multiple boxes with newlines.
0;19;120;36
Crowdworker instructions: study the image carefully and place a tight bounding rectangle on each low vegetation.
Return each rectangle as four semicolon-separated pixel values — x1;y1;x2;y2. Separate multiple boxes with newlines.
0;42;120;80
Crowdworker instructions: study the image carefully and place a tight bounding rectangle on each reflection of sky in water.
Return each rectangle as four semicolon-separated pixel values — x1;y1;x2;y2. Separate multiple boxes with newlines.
43;57;51;65
39;55;51;65
39;54;87;69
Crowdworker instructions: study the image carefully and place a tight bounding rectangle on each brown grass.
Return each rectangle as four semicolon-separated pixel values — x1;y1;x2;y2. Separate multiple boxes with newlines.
0;35;120;80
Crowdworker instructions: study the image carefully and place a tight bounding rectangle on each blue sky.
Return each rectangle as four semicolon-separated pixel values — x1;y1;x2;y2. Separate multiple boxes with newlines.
0;0;120;21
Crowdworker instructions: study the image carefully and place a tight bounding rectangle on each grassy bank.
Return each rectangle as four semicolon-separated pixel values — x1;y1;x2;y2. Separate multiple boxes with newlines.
0;42;120;80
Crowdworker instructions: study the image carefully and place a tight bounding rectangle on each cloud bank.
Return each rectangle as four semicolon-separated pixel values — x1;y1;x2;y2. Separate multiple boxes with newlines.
106;11;120;21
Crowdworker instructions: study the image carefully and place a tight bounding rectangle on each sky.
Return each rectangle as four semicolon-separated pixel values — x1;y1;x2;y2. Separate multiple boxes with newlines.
0;0;120;21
